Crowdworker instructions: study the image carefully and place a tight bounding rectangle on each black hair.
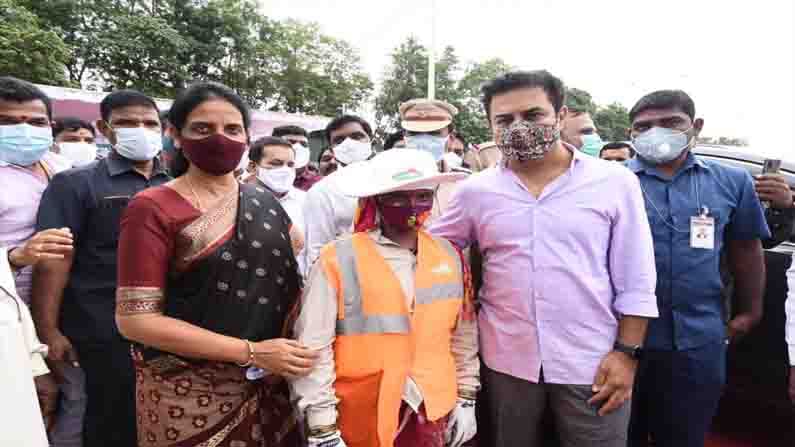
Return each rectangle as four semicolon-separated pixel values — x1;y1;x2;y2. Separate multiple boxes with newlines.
272;125;308;138
450;131;467;147
52;117;95;138
168;81;252;177
383;130;405;150
317;146;333;163
249;136;294;164
600;142;636;158
481;70;566;119
159;110;170;126
99;89;159;123
629;90;695;123
324;114;373;141
0;76;53;120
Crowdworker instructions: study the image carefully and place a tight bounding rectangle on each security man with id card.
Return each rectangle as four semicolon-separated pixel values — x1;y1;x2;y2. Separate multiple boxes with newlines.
625;90;770;447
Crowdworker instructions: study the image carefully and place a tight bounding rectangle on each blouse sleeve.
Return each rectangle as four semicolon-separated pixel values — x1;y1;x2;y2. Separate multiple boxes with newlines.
116;194;173;316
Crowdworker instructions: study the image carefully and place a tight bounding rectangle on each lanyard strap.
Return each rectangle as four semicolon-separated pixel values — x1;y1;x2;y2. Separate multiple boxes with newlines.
639;169;703;234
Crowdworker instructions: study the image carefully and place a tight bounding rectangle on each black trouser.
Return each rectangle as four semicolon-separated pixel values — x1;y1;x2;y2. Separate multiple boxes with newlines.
74;339;137;447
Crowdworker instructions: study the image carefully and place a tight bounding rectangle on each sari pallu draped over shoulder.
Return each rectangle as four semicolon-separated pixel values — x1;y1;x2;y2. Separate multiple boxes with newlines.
120;183;302;447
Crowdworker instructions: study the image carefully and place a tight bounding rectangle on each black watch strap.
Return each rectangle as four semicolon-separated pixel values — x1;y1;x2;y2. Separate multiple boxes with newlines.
613;341;642;359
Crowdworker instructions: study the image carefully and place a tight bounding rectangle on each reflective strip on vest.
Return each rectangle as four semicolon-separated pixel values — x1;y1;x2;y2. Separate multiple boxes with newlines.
416;282;463;305
336;314;411;335
335;238;363;319
333;234;461;335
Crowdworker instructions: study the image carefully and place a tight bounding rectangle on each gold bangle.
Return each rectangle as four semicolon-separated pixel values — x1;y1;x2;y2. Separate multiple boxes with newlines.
236;340;254;367
307;424;338;438
458;389;478;400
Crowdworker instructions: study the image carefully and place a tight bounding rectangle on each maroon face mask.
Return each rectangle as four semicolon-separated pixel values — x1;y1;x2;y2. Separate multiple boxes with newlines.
377;199;434;232
180;133;247;176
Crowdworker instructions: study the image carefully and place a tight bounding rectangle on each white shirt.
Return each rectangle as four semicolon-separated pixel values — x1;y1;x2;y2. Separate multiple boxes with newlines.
302;168;359;275
280;187;307;238
291;230;479;428
0;248;50;447
786;253;795;365
279;187;308;274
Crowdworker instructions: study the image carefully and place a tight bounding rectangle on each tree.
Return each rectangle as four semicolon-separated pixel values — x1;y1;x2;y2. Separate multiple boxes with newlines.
266;19;373;115
19;0;373;113
374;37;461;138
0;0;72;85
454;58;513;144
594;102;631;142
93;14;190;96
566;87;597;115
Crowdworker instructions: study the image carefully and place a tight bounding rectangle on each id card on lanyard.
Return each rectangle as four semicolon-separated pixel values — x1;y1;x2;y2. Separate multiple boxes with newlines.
690;207;715;250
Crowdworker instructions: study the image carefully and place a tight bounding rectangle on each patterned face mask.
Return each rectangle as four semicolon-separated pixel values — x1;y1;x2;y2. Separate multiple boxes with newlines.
498;120;561;162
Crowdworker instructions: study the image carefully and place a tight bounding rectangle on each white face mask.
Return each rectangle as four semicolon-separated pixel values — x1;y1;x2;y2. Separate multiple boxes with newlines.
333;138;372;166
58;142;98;167
293;143;311;169
441;151;463;170
113;127;162;161
257;165;296;194
238;149;250;172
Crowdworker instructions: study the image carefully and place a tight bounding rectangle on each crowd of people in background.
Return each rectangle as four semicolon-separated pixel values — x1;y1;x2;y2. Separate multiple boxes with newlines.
1;67;794;447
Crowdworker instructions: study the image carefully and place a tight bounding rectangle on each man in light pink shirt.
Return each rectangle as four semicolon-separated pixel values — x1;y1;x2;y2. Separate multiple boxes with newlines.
430;70;658;446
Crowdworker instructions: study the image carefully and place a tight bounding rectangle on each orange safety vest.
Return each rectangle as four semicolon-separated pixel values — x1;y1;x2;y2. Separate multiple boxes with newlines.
319;230;464;447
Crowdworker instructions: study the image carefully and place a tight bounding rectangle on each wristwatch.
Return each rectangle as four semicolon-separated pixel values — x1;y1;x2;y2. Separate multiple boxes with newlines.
613;341;643;360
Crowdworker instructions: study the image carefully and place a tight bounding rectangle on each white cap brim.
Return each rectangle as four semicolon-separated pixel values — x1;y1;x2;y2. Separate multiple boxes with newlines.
336;159;466;198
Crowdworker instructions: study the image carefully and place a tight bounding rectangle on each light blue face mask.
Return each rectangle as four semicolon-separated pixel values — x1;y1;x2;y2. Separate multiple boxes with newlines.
406;134;447;161
579;133;603;157
632;127;692;165
0;123;53;166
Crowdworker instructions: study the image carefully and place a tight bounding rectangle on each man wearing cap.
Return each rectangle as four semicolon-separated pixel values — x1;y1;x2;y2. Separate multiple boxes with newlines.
463;141;503;172
291;148;480;447
399;98;469;220
302;115;375;272
400;98;458;162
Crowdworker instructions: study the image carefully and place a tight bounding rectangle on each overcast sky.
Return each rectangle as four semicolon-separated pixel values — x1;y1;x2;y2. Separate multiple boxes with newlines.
262;0;794;159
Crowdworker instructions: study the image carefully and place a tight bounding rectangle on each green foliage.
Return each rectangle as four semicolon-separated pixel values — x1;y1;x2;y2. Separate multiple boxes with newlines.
266;19;373;115
0;0;72;85
454;58;514;145
594;102;631;142
374;37;512;145
10;0;372;114
566;87;597;115
374;37;438;135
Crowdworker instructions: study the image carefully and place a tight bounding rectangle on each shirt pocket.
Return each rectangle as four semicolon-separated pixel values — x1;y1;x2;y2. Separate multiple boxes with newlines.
91;196;131;246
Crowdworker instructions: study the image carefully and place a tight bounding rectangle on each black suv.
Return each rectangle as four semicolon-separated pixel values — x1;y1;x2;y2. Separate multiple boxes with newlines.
694;146;795;447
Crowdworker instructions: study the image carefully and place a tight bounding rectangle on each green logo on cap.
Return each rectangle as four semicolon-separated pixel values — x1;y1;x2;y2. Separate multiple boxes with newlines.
392;168;422;182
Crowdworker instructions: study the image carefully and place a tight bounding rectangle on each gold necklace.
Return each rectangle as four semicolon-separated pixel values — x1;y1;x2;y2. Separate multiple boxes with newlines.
184;175;205;211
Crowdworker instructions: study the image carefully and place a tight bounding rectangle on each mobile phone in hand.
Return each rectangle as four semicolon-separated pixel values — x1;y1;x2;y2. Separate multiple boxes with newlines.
761;159;782;209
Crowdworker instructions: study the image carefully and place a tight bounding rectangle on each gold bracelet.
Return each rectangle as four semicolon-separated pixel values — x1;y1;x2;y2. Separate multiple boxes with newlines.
307;424;338;438
458;389;478;400
236;340;255;367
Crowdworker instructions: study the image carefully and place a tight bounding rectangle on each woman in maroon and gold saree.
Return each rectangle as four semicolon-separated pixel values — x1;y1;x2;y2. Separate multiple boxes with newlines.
116;82;317;447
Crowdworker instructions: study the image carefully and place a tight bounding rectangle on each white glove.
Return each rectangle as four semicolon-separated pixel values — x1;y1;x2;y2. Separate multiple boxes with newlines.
445;398;477;447
307;430;347;447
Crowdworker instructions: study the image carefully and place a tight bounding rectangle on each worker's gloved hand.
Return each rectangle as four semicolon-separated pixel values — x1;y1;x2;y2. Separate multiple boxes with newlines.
307;430;347;447
445;398;477;447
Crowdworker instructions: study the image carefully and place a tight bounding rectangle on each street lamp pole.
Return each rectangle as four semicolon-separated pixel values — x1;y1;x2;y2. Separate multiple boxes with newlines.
428;0;437;100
